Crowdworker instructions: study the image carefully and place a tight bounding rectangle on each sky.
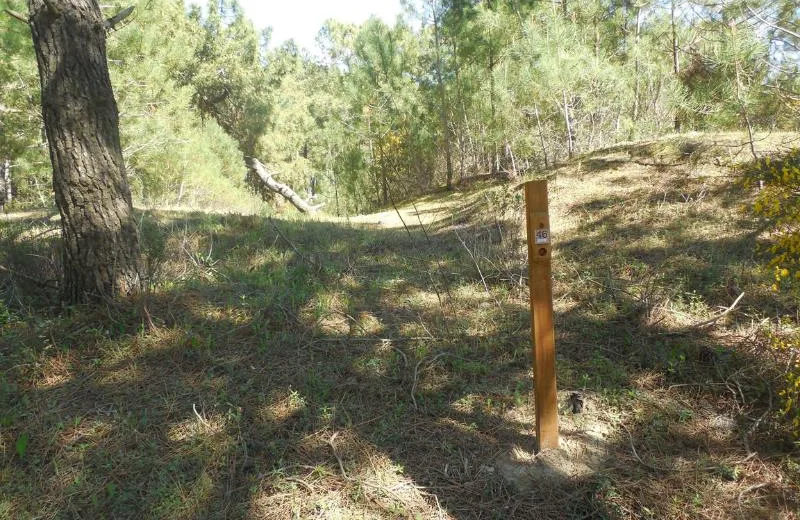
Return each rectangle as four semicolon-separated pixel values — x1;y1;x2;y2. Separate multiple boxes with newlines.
235;0;406;51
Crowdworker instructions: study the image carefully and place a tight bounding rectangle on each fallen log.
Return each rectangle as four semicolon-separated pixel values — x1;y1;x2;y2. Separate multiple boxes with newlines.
247;158;324;214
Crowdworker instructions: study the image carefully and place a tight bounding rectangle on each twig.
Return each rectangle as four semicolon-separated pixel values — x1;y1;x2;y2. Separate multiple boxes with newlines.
266;217;318;269
389;194;413;239
744;377;773;450
453;227;492;298
737;482;769;513
411;352;450;410
327;432;349;479
692;292;745;329
410;200;433;245
325;432;409;504
621;423;666;473
284;476;315;493
746;6;800;42
192;403;210;427
621;423;716;473
0;264;58;289
25;227;60;241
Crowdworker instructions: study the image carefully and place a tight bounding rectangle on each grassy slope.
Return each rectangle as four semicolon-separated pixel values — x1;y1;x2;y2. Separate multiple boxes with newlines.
1;133;799;519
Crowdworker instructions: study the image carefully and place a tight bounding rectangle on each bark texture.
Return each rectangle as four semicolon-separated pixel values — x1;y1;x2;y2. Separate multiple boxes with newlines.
249;159;324;213
28;0;143;302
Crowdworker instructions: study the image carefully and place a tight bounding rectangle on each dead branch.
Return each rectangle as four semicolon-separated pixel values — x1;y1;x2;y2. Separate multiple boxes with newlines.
692;292;745;329
4;9;29;23
248;158;324;213
105;5;134;31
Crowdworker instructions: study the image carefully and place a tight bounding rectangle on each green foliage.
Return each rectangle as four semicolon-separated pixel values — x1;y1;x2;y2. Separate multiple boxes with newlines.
108;0;253;209
0;0;51;206
770;331;800;434
15;432;29;459
744;150;800;291
2;0;799;214
743;148;800;435
181;0;271;156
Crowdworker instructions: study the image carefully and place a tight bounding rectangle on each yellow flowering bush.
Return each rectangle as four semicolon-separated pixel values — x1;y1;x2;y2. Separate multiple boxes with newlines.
743;149;800;292
743;150;800;433
771;331;800;433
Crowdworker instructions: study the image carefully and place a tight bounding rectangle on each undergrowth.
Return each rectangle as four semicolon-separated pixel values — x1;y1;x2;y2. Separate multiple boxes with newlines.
1;132;799;519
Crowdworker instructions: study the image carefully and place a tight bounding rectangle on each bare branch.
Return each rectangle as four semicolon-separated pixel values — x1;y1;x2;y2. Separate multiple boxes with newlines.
692;292;745;329
4;9;29;24
747;5;800;42
105;5;134;31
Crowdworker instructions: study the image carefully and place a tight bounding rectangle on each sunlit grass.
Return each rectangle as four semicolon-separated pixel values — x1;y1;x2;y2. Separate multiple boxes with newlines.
0;132;798;518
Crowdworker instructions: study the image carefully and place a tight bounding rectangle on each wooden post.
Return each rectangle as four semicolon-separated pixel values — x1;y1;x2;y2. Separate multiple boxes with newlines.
524;180;559;450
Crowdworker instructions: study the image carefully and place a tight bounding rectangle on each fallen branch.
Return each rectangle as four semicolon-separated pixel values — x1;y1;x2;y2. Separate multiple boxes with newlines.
737;482;770;512
248;158;324;213
192;403;210;428
692;292;745;329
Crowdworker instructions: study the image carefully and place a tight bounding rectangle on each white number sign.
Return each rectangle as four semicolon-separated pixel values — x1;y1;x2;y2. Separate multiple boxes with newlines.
535;229;550;245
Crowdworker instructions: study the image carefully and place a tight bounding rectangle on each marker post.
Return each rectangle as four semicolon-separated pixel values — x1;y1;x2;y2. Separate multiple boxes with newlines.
524;180;559;450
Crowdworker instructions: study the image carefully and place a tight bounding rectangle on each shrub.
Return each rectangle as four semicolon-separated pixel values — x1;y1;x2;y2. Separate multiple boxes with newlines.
743;149;800;434
742;149;800;292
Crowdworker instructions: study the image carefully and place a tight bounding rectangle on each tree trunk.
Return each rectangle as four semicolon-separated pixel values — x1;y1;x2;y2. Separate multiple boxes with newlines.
504;141;517;179
248;159;324;213
632;6;642;132
671;0;682;132
534;104;549;168
28;0;143;303
0;159;10;211
563;90;575;159
452;40;467;184
432;7;454;191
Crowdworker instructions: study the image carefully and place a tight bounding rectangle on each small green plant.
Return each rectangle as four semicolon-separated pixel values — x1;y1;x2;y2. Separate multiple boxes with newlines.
16;432;29;459
0;302;11;326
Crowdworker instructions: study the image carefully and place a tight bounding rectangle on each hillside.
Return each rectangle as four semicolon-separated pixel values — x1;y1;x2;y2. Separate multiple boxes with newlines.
1;133;799;519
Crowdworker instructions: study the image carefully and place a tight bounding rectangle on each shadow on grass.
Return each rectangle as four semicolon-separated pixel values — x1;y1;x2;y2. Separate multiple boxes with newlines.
1;195;797;518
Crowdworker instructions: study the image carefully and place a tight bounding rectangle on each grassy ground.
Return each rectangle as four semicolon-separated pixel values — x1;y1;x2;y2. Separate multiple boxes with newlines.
1;133;799;519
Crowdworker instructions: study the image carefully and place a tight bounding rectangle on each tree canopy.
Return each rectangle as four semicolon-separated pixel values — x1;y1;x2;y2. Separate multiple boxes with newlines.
1;0;798;214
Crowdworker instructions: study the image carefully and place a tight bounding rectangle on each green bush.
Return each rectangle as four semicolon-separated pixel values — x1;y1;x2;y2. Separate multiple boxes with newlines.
744;149;800;434
743;149;800;292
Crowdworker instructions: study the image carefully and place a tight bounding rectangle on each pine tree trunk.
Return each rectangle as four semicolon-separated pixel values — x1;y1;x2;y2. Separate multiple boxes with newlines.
28;0;143;303
432;8;454;191
563;90;575;159
533;104;549;168
671;0;682;132
0;159;10;211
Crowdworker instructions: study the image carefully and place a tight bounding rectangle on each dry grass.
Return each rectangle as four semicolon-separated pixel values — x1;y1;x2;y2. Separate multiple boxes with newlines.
1;132;799;519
